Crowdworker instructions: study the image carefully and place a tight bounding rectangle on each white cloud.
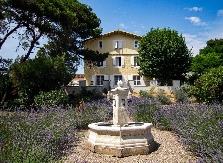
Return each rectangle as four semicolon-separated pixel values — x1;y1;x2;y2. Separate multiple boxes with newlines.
185;16;206;26
183;33;206;55
185;7;203;12
118;23;126;29
217;10;223;16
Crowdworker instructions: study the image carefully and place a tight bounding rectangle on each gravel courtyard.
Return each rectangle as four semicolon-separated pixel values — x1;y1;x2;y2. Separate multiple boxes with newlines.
64;128;198;163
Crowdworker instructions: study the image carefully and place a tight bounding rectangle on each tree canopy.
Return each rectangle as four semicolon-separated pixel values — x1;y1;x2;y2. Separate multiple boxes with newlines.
10;54;72;104
190;39;223;82
139;28;191;84
199;39;223;54
0;0;107;63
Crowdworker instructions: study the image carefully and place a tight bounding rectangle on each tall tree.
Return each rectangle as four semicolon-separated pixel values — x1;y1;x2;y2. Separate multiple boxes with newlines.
139;28;191;84
190;39;223;83
0;0;106;63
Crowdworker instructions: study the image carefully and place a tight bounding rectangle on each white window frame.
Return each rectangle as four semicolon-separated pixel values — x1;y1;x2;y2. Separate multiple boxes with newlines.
134;40;139;48
114;75;123;86
96;75;104;86
133;75;141;86
98;40;103;49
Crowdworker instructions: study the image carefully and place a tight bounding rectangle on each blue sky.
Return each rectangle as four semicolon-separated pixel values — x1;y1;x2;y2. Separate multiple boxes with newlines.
1;0;223;73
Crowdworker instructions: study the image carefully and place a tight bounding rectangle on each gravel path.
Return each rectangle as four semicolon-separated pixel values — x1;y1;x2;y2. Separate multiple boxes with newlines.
64;128;198;163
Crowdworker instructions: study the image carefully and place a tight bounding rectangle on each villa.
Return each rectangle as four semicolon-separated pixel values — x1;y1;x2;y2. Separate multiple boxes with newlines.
84;30;147;89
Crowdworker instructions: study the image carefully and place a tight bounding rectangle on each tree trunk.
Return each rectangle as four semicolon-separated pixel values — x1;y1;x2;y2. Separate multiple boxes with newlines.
0;24;21;49
20;33;42;62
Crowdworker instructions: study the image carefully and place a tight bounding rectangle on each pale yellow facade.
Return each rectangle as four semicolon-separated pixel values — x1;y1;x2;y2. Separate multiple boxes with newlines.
84;30;146;88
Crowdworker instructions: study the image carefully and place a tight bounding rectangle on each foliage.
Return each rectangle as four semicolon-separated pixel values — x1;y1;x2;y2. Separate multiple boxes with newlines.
0;0;106;63
34;89;68;107
199;39;223;54
190;66;223;103
156;89;172;105
139;90;152;98
174;87;189;103
0;57;13;104
189;39;223;83
191;52;223;76
10;54;72;105
139;28;191;83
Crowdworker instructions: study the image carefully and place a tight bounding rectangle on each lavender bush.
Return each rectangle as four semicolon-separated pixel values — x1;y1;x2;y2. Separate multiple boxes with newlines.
154;104;223;162
0;99;111;162
129;96;223;162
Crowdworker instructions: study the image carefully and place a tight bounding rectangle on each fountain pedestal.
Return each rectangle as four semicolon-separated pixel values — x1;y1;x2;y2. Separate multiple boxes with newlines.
87;81;155;157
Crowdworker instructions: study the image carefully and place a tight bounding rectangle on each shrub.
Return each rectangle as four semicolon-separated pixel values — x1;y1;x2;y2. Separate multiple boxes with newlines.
191;66;223;103
156;89;172;105
34;89;68;107
153;104;223;162
0;98;111;162
0;107;77;162
129;96;160;123
174;87;189;103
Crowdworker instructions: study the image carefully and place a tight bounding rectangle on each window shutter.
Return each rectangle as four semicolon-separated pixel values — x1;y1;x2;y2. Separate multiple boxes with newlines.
112;56;116;66
128;75;133;80
91;75;95;85
103;60;107;67
110;75;114;88
114;40;118;49
131;56;134;67
121;56;125;67
104;75;109;80
119;40;123;48
140;76;146;86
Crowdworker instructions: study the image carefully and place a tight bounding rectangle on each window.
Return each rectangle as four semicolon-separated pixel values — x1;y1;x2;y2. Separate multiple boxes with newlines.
134;40;139;48
115;57;122;66
114;75;122;85
97;61;103;67
99;41;103;48
96;75;104;85
114;40;123;49
133;75;141;85
133;56;139;66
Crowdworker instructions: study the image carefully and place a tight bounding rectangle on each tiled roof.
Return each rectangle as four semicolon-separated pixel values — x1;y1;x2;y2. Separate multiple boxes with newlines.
85;29;142;42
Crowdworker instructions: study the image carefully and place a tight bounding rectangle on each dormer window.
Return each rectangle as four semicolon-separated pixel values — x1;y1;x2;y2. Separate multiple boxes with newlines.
134;40;139;48
99;40;103;48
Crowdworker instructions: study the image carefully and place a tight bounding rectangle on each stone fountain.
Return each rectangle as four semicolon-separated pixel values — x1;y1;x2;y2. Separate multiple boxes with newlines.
87;81;155;157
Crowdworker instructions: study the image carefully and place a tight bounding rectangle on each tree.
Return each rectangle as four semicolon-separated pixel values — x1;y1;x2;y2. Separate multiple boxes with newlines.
190;66;223;103
10;54;72;104
189;39;223;83
191;52;223;76
0;0;106;63
199;39;223;54
0;56;12;103
139;28;191;84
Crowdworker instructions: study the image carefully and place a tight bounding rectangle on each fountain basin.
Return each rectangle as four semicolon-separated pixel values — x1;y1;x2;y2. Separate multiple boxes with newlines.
86;122;155;157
